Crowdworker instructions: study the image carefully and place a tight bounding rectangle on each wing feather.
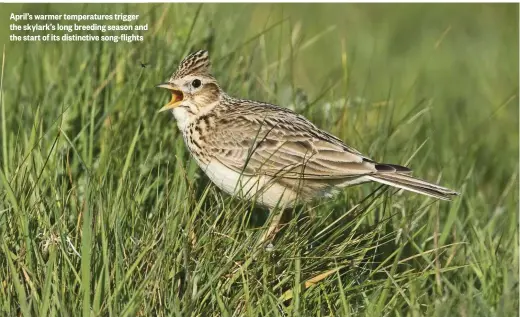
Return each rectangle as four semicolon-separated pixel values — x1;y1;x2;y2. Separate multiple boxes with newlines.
205;100;377;180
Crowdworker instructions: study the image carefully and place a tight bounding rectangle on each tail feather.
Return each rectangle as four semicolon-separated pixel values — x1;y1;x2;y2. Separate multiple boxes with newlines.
367;172;459;201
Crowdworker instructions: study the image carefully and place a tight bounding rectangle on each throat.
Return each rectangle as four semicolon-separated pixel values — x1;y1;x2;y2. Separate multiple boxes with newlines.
172;107;193;130
172;100;220;132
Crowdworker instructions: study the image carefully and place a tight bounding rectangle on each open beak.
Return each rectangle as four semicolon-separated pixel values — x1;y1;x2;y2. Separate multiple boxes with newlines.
156;83;184;112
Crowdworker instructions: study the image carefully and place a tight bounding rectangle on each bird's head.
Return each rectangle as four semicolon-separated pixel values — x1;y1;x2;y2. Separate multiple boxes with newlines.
157;50;221;114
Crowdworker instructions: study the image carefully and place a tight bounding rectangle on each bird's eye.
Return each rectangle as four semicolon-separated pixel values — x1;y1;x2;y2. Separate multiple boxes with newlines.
192;79;202;88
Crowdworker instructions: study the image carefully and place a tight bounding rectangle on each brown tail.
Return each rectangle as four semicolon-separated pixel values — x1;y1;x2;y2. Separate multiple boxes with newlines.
367;172;459;201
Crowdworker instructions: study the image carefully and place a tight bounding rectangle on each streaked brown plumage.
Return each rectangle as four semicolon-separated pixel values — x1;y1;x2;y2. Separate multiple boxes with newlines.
157;50;459;215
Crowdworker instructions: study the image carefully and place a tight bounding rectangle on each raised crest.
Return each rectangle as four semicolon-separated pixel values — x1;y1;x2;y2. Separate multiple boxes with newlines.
171;50;211;80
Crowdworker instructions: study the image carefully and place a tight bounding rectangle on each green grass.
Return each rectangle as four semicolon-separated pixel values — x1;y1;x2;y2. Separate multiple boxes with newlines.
0;3;518;316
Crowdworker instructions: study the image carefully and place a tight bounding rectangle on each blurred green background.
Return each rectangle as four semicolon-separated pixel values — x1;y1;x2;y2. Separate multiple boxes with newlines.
0;3;517;172
0;3;518;316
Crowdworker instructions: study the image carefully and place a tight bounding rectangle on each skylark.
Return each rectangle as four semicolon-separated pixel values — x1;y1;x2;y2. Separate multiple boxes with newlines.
157;50;459;243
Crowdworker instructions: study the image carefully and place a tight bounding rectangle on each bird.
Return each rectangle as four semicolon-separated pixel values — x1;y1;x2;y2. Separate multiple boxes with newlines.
157;50;459;244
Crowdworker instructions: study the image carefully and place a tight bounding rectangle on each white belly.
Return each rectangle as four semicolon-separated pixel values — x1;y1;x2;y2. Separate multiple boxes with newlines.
198;159;297;209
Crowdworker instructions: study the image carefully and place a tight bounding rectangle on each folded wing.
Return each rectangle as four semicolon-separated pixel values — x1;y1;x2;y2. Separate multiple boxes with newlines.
203;103;378;180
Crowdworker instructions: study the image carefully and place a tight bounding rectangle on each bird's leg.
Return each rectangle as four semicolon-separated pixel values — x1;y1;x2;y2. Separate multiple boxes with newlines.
257;208;284;249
